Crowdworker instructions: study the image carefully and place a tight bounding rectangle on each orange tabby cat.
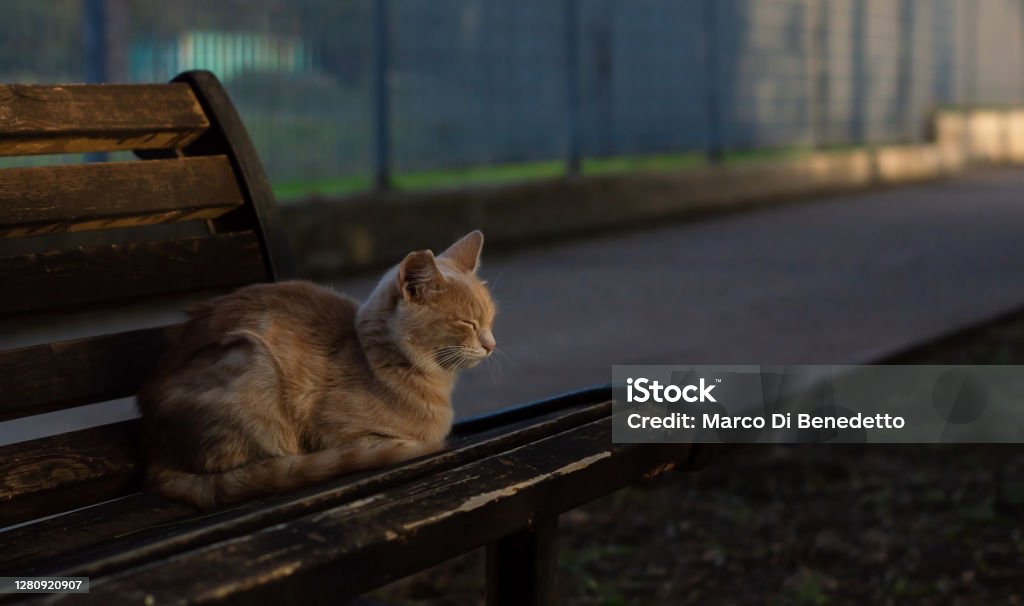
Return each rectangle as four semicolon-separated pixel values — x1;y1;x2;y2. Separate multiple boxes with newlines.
137;231;496;508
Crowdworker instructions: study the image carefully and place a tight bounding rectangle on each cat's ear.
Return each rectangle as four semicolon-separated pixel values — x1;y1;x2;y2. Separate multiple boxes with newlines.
439;230;484;273
398;250;444;303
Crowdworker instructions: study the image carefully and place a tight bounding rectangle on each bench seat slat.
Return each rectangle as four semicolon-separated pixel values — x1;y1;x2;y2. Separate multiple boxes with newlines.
0;420;140;529
0;326;179;423
0;392;612;577
0;83;208;156
0;156;244;238
0;231;267;316
0;492;191;573
73;418;690;604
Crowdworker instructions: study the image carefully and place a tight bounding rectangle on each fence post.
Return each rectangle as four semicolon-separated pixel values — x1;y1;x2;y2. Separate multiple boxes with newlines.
564;0;581;177
82;0;108;163
967;0;978;105
372;0;392;190
702;0;723;163
895;0;915;141
850;0;867;145
83;0;106;84
809;0;830;149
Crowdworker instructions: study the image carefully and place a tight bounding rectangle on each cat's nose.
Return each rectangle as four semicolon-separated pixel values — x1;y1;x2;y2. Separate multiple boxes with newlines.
480;330;496;354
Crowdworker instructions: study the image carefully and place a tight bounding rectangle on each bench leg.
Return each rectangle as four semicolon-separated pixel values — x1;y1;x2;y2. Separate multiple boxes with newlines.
486;516;559;606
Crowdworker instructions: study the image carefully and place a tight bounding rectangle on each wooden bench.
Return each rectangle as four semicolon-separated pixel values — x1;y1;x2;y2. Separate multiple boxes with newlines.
0;71;691;605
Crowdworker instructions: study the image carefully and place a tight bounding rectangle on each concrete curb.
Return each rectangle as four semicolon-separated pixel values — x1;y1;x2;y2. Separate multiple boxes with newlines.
281;109;1024;278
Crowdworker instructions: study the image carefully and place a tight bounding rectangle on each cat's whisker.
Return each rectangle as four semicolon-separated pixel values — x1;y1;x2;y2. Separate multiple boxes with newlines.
408;351;433;371
436;355;460;370
487;268;509;293
439;341;496;368
485;355;503;383
410;348;451;373
432;346;471;370
490;352;505;375
430;354;454;369
492;348;515;369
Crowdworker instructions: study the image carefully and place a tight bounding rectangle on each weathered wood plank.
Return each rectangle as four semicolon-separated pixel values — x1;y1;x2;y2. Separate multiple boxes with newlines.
0;83;208;156
0;231;266;316
0;492;191;576
0;421;141;529
69;418;690;604
2;392;611;579
0;156;243;238
0;325;179;422
0;491;194;579
453;386;612;435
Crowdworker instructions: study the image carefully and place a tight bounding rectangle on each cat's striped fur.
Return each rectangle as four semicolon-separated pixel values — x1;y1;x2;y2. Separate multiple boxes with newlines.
138;231;496;508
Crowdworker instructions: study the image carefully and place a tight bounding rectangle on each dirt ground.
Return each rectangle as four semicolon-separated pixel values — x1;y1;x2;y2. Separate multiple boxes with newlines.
370;312;1024;605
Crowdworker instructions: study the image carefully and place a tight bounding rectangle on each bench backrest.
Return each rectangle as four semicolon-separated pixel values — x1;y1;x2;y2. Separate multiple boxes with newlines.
0;70;294;527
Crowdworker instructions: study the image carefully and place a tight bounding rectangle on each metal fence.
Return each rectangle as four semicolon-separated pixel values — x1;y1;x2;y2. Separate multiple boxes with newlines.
2;0;1024;195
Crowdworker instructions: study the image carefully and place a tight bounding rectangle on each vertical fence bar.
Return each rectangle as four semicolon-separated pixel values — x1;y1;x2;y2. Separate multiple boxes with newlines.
564;0;581;176
702;0;723;163
895;0;915;142
965;0;978;105
372;0;392;190
808;0;829;149
850;0;867;145
82;0;108;163
83;0;106;84
104;0;129;83
806;0;817;149
931;0;949;105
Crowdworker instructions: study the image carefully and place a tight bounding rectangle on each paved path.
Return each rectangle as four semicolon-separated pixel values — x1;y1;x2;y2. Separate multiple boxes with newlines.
397;167;1024;417
3;168;1024;443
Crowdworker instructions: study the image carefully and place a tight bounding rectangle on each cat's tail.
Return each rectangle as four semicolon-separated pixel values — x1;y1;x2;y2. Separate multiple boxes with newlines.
147;441;441;509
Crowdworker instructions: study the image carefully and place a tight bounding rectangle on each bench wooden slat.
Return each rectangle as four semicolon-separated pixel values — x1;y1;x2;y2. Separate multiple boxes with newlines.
0;156;243;238
71;418;690;604
0;392;611;577
0;421;140;529
0;493;191;572
0;231;266;317
0;83;208;156
0;326;179;423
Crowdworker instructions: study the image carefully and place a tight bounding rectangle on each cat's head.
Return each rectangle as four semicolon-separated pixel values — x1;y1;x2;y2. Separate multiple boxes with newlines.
392;230;497;370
